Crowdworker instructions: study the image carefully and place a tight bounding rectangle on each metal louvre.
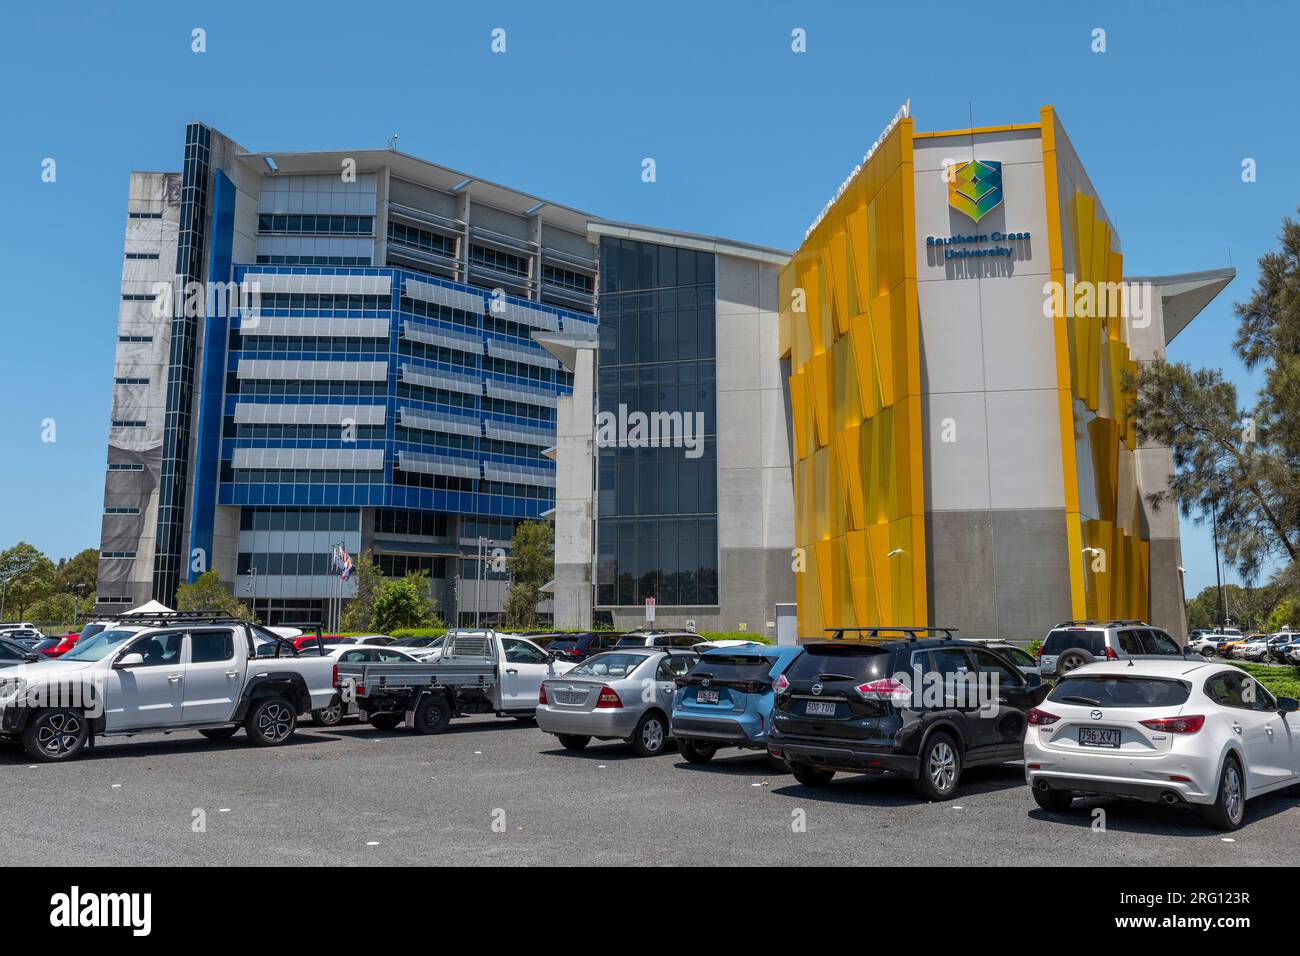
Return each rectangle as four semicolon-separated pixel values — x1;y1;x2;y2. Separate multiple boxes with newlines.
396;449;481;480
401;321;484;355
403;278;486;314
482;460;555;488
397;407;482;437
484;420;554;447
233;403;386;426
484;378;558;409
242;273;392;296
238;316;390;338
495;300;559;331
236;359;388;381
399;363;483;396
231;447;385;470
486;337;559;370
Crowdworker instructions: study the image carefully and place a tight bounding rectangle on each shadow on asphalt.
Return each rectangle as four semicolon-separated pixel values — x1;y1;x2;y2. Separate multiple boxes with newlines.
669;751;788;776
311;716;538;740
0;732;330;765
537;740;680;762
1027;791;1299;837
770;763;1026;806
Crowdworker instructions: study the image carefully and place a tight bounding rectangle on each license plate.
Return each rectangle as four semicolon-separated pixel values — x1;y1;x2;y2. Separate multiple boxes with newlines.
805;700;837;717
404;709;415;725
696;689;720;704
555;691;584;704
1078;727;1121;748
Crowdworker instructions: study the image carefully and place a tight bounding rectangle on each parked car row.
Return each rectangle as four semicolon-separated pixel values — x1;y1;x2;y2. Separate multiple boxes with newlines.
4;614;1297;832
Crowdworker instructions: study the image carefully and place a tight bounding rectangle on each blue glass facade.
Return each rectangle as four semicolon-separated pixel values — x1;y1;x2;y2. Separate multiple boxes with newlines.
210;265;592;522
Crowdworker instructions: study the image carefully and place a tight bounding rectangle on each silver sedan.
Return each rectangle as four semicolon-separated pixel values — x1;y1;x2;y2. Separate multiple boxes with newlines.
537;649;697;756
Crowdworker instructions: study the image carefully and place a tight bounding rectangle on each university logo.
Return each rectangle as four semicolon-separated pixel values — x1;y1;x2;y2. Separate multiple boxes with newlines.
948;160;1004;223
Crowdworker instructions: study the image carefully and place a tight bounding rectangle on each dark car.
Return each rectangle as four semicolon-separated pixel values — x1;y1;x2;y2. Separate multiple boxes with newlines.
546;632;622;662
0;637;41;668
767;629;1048;800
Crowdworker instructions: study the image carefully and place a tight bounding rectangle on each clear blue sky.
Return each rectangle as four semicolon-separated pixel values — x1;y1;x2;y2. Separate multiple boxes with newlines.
0;0;1295;600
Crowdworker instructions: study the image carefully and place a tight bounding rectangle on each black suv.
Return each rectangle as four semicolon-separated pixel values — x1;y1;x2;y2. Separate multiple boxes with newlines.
545;632;622;662
767;628;1048;800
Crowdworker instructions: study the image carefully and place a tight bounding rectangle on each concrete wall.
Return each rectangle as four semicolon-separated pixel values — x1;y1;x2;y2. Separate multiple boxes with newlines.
912;128;1072;639
551;342;596;629
715;252;796;637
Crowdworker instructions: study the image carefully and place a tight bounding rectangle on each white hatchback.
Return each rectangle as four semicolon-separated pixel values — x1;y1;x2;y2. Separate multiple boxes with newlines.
1024;659;1300;829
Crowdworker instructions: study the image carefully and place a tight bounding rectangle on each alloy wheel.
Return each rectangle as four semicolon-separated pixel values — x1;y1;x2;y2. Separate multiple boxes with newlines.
1224;763;1243;824
929;741;957;791
258;702;293;741
642;717;664;752
36;713;82;756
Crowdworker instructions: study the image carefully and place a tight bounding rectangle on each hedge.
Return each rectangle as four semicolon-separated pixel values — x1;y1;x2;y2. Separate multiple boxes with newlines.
379;627;772;644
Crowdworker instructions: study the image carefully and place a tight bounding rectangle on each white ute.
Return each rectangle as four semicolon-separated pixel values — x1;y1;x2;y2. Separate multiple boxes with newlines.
0;612;338;762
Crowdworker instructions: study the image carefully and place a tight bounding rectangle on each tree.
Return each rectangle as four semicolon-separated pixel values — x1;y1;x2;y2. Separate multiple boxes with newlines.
175;571;253;620
53;548;100;601
1133;209;1300;584
503;520;554;629
0;542;56;619
340;550;382;632
372;571;441;632
1266;598;1294;634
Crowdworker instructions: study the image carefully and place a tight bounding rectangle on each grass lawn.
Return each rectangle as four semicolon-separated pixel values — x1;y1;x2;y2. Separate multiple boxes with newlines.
1227;661;1300;700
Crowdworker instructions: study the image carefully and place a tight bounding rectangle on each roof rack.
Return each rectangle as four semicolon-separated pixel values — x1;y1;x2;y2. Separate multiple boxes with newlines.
1055;619;1148;628
822;626;958;643
97;610;250;626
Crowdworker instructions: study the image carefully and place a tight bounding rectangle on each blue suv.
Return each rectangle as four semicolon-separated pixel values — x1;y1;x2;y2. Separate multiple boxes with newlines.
671;645;804;763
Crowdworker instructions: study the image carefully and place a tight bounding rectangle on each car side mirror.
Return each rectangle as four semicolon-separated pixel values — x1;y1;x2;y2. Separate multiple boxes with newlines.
1025;672;1042;689
23;653;41;663
116;652;145;668
1277;697;1299;715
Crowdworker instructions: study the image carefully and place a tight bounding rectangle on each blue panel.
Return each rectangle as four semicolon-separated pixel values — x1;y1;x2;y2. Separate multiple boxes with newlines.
187;167;237;581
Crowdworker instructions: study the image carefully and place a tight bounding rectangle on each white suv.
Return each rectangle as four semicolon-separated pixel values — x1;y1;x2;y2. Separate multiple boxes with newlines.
1024;659;1300;829
1037;620;1189;678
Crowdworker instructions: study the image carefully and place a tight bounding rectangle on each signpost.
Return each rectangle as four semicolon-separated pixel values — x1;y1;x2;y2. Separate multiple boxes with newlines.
645;596;655;625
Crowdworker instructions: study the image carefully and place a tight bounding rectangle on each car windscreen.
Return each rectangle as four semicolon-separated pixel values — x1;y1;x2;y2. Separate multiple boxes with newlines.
548;639;580;651
1042;629;1105;655
33;638;63;652
1048;675;1191;708
58;628;143;662
78;622;107;642
786;644;890;682
689;655;777;679
568;652;650;678
614;637;648;647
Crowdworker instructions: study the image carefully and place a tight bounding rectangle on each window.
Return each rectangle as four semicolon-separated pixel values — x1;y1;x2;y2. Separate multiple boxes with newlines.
100;551;137;559
376;649;412;663
108;462;145;471
656;654;695;680
120;293;155;301
257;214;373;235
967;648;1023;687
128;211;162;220
1117;629;1144;655
115;377;149;385
111;420;147;428
125;252;160;260
105;507;141;515
1142;630;1181;655
190;630;235;663
1205;671;1275;711
469;244;529;278
118;335;153;343
1041;629;1105;656
1052;675;1192;708
127;631;183;667
502;638;547;665
97;595;134;604
339;649;375;663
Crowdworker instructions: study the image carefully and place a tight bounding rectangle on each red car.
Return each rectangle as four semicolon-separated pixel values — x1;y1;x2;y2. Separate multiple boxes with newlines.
291;634;346;652
33;633;80;658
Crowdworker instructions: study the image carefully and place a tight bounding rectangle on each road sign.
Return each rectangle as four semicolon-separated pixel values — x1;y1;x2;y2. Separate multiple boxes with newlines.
645;596;655;623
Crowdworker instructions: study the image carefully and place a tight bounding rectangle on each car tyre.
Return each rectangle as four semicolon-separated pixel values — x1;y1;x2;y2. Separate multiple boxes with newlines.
913;731;962;801
22;709;89;762
199;727;239;741
1032;786;1074;812
630;711;668;757
412;695;452;735
768;754;792;773
557;734;590;751
680;739;717;764
311;696;344;727
790;763;835;787
1056;651;1089;675
244;696;297;746
367;713;402;731
1200;756;1246;830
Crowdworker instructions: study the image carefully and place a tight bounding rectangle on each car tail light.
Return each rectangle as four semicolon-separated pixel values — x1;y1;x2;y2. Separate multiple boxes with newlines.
332;664;339;689
1139;715;1205;734
1168;774;1192;782
1027;708;1060;726
1026;763;1041;770
855;678;911;703
1104;646;1118;660
356;685;366;696
538;683;548;705
773;674;790;692
595;686;622;709
1036;645;1043;659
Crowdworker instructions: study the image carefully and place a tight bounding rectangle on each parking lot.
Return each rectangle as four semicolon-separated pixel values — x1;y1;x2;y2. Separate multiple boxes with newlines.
2;715;1297;867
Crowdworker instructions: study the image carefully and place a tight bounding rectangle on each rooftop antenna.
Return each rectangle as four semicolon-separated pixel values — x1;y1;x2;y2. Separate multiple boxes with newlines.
387;133;399;151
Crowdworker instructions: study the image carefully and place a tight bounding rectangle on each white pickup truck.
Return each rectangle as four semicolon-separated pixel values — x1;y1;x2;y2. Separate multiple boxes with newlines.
336;629;575;733
0;613;337;761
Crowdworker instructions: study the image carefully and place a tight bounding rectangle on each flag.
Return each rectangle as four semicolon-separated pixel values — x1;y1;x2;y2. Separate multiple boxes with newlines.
338;545;354;581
